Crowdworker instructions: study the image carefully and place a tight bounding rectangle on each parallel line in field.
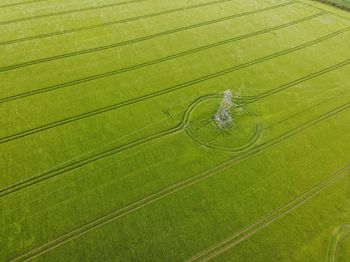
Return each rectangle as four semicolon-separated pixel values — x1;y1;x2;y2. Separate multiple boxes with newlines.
0;93;209;199
262;93;344;131
0;0;244;46
187;163;350;262
0;10;319;104
9;98;350;262
240;58;350;102
1;55;349;203
327;225;350;262
0;0;148;26
259;60;350;98
0;0;46;9
0;27;348;146
296;0;350;22
0;1;293;72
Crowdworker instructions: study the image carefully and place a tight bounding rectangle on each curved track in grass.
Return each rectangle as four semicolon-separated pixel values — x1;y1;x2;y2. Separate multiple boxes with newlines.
187;166;350;262
1;54;349;200
9;97;350;262
1;28;348;146
326;225;350;262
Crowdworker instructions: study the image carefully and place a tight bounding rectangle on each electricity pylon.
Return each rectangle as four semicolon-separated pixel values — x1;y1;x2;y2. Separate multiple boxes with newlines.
214;89;233;129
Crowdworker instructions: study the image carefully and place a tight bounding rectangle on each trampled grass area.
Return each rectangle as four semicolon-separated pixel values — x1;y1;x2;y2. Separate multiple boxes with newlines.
0;0;350;261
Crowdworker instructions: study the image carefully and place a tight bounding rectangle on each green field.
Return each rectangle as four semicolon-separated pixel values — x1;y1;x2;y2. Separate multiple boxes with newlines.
1;0;350;261
315;0;350;10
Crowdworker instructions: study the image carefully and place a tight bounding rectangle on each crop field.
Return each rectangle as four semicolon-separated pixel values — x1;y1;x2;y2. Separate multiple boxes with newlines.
316;0;350;10
1;0;350;261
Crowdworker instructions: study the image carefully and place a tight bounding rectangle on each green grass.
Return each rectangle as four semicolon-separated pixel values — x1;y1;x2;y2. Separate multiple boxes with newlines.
1;0;350;261
314;0;350;11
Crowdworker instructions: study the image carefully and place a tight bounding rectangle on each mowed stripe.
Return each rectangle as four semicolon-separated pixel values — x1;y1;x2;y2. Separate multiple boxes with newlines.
9;96;350;262
0;26;348;147
0;1;293;72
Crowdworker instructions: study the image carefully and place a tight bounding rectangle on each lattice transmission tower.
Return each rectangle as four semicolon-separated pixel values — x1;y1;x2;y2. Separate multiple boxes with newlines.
214;89;233;129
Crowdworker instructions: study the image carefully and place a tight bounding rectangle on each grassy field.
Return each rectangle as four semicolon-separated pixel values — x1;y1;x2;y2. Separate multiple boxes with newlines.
314;0;350;10
1;0;350;261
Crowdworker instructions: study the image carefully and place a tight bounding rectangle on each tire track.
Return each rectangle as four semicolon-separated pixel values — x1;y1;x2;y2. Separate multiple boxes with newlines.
0;0;47;9
0;0;278;47
262;92;346;131
0;94;212;199
0;1;293;72
0;0;148;26
0;10;319;104
2;66;333;201
187;163;350;262
296;0;350;22
309;0;350;14
0;27;348;146
239;58;350;103
326;225;350;262
9;97;350;262
258;59;350;99
0;116;170;218
185;99;263;152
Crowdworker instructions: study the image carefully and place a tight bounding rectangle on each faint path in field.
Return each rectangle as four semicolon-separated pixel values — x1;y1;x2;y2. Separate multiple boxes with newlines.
2;25;348;148
187;165;350;262
310;0;350;12
0;2;299;101
0;0;148;26
327;225;350;262
2;1;350;260
8;98;350;262
0;0;47;9
0;0;253;47
186;97;263;152
0;1;294;72
1;54;349;201
296;0;350;22
0;94;216;199
239;59;350;103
